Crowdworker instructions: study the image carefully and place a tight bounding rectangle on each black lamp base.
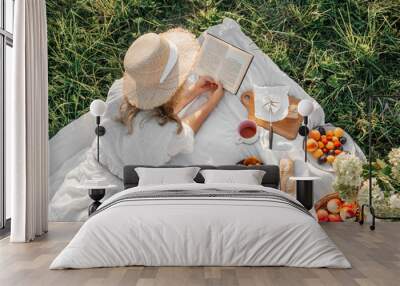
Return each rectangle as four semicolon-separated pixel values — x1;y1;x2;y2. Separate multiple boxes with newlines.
298;125;309;137
88;189;105;215
95;126;106;136
298;116;310;162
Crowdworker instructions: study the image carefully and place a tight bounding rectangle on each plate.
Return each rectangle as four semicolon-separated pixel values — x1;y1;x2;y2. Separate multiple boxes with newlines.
307;125;356;173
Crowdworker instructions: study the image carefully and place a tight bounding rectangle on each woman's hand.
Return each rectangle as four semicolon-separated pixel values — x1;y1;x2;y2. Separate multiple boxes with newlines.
182;81;224;134
191;75;218;96
207;81;224;105
174;76;218;114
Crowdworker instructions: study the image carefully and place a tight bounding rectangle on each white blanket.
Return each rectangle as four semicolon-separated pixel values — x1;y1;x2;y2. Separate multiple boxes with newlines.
48;18;365;221
50;183;350;269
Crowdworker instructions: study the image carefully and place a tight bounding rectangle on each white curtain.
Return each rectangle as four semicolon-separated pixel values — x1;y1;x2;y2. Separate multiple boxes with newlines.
7;0;48;242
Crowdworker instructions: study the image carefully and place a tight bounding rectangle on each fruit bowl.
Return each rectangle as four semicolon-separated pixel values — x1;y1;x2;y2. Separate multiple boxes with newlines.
306;125;356;172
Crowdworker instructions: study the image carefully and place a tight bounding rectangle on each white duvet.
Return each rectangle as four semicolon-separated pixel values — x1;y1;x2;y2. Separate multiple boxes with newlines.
50;183;351;269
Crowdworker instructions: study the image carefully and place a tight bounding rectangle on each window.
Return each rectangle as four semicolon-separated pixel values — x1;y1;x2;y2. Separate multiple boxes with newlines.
1;0;14;231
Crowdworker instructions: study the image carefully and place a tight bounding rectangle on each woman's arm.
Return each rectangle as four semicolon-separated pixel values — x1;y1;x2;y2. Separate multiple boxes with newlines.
174;76;217;114
182;82;224;134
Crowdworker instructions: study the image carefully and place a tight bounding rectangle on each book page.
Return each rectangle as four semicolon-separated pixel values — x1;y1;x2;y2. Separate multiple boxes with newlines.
194;36;226;80
194;34;253;94
218;47;250;93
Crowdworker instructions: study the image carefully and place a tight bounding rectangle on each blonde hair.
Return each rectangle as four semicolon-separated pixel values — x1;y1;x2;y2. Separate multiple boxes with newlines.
117;86;184;134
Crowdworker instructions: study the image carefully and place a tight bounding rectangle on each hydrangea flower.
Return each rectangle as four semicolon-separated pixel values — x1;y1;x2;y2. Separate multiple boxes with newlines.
388;148;400;182
389;194;400;209
357;178;384;207
332;153;363;201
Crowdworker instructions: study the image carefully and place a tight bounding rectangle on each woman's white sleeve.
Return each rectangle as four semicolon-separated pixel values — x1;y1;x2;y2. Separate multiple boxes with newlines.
167;123;194;157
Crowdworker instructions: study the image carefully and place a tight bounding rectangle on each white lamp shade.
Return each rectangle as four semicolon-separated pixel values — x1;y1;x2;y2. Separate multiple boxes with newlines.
298;99;314;116
90;99;107;117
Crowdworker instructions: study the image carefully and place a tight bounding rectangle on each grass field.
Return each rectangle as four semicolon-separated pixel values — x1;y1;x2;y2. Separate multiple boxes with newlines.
47;0;400;157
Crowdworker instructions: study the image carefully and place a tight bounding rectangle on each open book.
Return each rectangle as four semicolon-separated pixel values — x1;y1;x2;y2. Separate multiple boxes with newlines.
193;33;254;94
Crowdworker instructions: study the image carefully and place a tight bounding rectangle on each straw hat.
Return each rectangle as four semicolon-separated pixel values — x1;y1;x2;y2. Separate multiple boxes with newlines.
123;28;200;110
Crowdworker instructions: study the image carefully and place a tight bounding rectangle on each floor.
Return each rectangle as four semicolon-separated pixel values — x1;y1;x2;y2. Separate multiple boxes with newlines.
0;222;399;286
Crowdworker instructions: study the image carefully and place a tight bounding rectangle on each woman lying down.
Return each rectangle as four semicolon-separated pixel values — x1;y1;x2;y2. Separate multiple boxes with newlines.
49;29;226;221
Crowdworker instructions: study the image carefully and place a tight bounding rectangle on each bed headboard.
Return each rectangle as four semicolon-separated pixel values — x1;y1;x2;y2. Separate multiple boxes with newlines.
123;165;280;189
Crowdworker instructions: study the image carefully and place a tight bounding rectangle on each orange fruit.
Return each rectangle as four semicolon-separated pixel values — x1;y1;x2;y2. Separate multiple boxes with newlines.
334;127;344;138
328;213;342;222
312;149;324;159
306;138;318;152
326;141;335;150
317;209;329;222
326;130;334;137
326;155;336;164
309;129;321;141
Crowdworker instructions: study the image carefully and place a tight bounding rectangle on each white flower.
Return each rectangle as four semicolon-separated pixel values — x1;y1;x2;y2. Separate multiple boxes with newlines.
389;194;400;209
332;153;363;193
358;178;384;206
388;148;400;182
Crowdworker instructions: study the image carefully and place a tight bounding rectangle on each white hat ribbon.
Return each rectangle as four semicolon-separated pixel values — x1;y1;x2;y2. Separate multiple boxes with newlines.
159;40;178;83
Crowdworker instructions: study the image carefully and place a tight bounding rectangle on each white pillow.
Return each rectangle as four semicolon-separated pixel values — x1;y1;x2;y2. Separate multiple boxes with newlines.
135;167;200;186
200;169;266;185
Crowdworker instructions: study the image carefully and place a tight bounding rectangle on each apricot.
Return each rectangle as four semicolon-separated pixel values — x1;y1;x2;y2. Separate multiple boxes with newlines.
306;138;318;152
328;213;342;222
312;149;324;159
326;130;334;137
326;141;335;150
334;127;345;138
334;149;342;155
342;202;357;209
318;141;325;149
326;155;336;164
317;209;329;222
309;129;321;141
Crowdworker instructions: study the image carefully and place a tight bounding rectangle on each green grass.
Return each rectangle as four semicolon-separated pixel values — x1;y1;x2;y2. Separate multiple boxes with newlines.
47;0;400;157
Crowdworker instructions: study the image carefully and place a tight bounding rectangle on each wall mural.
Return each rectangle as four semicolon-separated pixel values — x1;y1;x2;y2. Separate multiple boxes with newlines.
47;1;400;222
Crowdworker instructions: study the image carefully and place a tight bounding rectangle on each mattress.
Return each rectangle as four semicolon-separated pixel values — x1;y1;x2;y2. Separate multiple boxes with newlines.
50;183;350;269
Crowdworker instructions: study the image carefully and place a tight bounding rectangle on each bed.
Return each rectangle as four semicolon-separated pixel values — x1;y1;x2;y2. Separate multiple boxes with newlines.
50;165;350;269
